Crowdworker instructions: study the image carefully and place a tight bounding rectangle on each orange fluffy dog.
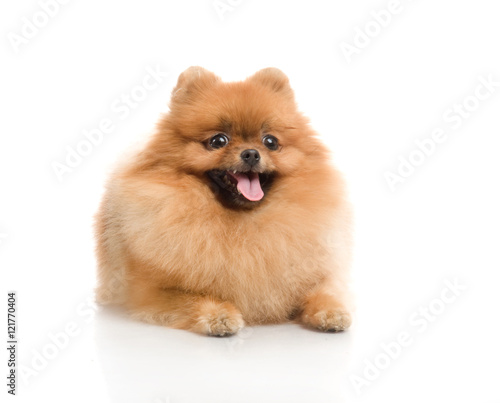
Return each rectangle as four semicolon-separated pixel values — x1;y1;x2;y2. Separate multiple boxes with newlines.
94;67;352;336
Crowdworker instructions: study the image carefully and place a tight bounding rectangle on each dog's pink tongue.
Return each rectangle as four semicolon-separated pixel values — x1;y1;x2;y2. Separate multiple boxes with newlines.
229;172;264;201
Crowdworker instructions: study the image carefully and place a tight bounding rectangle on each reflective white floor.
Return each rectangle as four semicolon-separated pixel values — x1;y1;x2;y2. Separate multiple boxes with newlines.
18;306;356;403
93;308;354;403
17;286;500;403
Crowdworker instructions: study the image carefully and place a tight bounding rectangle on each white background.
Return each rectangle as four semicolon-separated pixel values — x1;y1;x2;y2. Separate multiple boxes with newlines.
2;0;500;402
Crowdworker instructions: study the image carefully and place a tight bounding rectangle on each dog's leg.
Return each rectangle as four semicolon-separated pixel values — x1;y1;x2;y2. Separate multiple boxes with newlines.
300;280;352;332
126;278;244;336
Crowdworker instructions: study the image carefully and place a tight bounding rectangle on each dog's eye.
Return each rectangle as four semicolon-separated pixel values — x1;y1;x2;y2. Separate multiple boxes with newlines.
262;135;279;151
209;133;229;149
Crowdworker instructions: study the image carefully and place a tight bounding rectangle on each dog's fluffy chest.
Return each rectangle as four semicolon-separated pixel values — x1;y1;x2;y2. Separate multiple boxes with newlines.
154;212;329;322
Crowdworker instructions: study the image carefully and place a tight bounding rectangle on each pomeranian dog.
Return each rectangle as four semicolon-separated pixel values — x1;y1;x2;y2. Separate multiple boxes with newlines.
94;67;352;336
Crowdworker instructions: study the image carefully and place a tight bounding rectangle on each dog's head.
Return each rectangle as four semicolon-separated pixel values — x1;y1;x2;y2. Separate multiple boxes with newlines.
149;67;327;209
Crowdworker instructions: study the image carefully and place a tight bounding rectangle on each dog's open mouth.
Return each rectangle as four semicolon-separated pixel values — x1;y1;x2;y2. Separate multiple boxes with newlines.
207;170;273;203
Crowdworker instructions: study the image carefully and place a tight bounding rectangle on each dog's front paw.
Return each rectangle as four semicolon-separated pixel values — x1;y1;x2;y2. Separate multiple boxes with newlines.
302;309;352;332
301;292;352;332
193;300;244;336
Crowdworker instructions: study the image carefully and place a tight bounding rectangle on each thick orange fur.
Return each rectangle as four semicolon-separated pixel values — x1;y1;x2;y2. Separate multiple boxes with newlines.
94;67;353;336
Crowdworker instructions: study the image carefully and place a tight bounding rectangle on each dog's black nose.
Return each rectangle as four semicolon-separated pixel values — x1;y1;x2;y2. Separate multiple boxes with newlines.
240;149;260;166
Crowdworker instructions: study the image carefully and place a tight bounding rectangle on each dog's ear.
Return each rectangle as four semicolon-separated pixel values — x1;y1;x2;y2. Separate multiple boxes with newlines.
248;68;293;97
171;66;220;103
